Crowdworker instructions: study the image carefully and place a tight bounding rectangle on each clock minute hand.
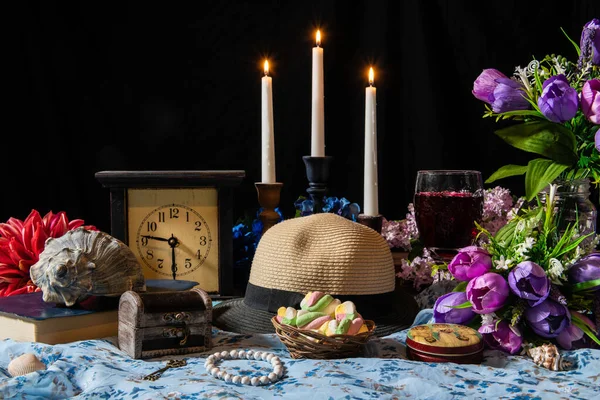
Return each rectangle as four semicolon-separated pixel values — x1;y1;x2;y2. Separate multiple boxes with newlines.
141;235;169;242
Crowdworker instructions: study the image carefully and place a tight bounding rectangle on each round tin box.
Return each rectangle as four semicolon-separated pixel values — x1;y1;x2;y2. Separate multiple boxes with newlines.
406;323;484;364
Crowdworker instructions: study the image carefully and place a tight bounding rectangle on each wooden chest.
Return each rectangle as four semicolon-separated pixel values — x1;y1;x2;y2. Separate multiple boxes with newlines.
118;288;212;359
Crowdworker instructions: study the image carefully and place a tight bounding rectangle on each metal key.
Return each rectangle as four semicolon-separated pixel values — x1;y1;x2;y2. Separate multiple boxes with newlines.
143;359;187;381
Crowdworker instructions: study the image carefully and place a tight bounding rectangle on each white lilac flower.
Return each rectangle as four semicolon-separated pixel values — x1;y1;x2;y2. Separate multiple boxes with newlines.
494;255;513;270
547;258;565;280
514;66;532;93
481;312;498;326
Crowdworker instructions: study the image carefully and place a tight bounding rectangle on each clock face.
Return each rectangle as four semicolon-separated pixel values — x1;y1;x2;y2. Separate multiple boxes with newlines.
127;188;220;292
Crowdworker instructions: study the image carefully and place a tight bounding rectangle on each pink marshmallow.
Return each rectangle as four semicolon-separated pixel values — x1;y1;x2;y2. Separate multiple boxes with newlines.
299;315;332;330
346;318;364;335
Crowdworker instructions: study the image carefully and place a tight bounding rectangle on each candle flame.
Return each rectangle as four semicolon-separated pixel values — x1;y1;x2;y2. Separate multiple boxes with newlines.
369;67;374;86
264;60;269;76
316;30;321;47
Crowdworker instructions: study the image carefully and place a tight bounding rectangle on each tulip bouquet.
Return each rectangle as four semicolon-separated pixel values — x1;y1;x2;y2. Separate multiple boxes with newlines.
473;18;600;201
432;185;600;354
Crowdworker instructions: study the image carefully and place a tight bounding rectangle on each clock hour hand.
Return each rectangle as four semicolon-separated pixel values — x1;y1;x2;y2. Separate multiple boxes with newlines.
141;235;169;242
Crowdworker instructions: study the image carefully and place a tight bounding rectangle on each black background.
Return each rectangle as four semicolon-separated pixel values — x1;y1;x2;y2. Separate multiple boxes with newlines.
7;1;600;232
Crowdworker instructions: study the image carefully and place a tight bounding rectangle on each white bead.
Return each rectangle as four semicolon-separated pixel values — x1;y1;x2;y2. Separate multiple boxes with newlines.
207;355;215;363
254;351;263;360
217;370;225;379
274;366;283;377
220;351;229;359
210;367;220;377
266;353;274;362
251;376;260;386
204;362;214;371
259;376;270;385
272;361;282;369
238;350;246;358
223;373;232;383
241;376;251;385
213;351;221;359
271;356;280;365
229;350;238;358
246;350;254;359
232;375;241;384
268;372;278;382
262;352;270;361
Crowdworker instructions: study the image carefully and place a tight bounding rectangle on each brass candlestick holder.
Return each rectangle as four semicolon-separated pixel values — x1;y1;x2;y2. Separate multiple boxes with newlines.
357;214;384;234
303;156;333;214
255;182;283;235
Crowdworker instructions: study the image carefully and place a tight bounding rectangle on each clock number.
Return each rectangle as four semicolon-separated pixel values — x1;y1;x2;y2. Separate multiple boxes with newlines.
141;237;148;246
170;208;179;219
195;221;202;231
196;249;202;259
199;236;207;246
147;221;157;232
186;211;190;222
158;212;165;223
157;259;164;269
185;259;192;269
146;249;154;259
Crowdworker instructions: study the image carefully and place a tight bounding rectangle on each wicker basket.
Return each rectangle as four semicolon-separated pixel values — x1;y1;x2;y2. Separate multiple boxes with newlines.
271;316;376;359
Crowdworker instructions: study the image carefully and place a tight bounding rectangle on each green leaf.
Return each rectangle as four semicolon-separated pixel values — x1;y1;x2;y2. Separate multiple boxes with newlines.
570;278;600;293
496;110;545;119
449;300;473;309
494;121;577;164
485;164;528;183
561;27;581;56
452;281;468;293
525;159;570;201
572;317;600;346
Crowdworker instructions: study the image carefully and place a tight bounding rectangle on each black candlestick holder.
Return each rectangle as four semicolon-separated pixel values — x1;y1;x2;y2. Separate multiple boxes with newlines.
357;214;383;234
255;182;283;235
303;156;333;214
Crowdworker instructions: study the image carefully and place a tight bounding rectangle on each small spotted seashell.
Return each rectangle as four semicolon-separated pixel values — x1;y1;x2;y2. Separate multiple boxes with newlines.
232;375;242;384
229;350;238;358
268;372;278;382
241;376;251;385
238;350;246;358
220;351;229;359
251;376;260;386
259;376;270;385
8;353;46;377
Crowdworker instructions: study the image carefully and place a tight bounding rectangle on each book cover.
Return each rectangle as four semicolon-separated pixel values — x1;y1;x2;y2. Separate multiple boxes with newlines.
0;292;118;344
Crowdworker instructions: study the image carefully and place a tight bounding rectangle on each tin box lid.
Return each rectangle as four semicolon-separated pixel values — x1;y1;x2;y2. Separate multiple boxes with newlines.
406;323;483;356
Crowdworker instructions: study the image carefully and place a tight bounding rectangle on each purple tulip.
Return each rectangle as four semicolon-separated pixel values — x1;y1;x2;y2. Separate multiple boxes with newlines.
537;75;579;123
524;299;570;338
557;310;597;350
579;18;600;66
489;78;530;113
582;79;600;125
472;68;508;103
568;252;600;292
433;291;476;325
507;261;550;307
466;272;510;314
448;246;493;282
596;129;600;152
479;319;523;354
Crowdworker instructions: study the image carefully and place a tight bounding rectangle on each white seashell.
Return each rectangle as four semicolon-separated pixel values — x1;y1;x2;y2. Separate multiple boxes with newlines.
527;343;572;371
8;353;46;377
30;228;146;306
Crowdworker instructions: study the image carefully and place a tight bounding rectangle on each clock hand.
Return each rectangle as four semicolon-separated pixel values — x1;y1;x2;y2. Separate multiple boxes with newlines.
168;235;179;280
141;235;169;242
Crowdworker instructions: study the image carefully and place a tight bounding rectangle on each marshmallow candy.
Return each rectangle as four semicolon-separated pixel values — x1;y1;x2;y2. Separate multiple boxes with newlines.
276;306;297;326
295;311;332;330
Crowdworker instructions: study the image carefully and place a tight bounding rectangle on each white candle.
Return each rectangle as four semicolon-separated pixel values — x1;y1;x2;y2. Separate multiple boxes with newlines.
364;67;378;216
261;60;276;183
311;30;325;157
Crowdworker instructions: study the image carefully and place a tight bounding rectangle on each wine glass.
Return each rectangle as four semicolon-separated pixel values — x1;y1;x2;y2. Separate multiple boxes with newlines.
413;170;484;262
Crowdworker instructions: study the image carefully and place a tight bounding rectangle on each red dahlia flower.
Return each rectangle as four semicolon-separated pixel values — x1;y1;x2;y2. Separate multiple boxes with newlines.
0;210;97;297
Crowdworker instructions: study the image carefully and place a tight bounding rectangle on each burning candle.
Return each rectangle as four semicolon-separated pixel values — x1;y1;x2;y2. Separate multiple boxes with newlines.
364;67;378;216
311;29;325;157
261;60;276;183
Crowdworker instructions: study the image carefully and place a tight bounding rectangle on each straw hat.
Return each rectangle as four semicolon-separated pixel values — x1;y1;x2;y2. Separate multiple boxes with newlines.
213;213;419;337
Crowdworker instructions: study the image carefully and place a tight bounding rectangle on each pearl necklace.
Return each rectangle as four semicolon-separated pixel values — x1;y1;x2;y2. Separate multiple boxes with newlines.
204;349;284;386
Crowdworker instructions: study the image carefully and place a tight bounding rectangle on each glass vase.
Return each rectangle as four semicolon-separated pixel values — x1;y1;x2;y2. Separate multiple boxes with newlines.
541;178;597;244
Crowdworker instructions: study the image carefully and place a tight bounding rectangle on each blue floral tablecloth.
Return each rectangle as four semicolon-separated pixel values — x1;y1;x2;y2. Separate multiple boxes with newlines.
1;309;599;400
